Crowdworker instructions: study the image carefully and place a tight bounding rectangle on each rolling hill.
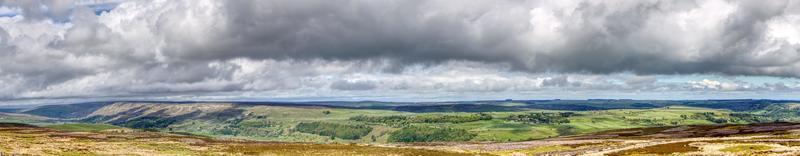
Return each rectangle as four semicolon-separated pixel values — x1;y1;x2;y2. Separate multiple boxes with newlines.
2;100;800;155
2;100;798;143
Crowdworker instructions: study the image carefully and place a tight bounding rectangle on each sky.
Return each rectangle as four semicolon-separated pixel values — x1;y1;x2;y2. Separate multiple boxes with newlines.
0;0;800;104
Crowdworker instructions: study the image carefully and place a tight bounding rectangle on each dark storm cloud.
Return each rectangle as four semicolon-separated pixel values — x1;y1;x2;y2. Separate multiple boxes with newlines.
515;0;797;76
0;26;8;43
163;0;523;65
0;0;800;99
139;0;800;77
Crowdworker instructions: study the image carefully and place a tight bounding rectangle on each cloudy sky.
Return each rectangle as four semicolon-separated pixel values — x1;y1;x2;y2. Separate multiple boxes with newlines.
0;0;799;103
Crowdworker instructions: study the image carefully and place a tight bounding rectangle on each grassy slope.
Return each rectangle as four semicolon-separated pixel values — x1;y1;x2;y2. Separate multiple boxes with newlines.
0;113;54;126
0;113;122;133
564;106;730;133
165;105;747;143
169;106;413;142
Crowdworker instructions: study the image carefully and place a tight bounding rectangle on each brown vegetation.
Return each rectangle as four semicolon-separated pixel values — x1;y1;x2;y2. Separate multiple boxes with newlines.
0;123;469;156
606;141;700;156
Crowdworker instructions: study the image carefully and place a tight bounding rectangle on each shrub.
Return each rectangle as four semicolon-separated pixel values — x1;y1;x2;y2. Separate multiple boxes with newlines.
691;112;730;124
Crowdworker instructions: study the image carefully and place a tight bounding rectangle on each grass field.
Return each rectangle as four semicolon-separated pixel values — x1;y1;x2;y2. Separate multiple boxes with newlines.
44;123;121;132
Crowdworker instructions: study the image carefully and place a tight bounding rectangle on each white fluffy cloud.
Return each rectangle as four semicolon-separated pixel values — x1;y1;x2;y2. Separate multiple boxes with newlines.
0;0;799;100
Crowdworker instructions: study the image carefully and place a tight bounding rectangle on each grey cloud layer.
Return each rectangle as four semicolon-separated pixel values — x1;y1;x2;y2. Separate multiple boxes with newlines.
0;0;800;99
152;0;800;76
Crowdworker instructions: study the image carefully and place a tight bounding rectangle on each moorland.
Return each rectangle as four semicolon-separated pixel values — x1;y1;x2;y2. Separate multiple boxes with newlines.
2;99;800;155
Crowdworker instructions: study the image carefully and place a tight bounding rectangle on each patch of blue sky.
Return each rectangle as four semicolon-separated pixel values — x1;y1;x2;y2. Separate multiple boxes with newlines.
85;3;117;15
0;6;19;17
0;2;118;21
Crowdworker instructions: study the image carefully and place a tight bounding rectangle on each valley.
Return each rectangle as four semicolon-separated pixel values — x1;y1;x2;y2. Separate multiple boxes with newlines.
2;99;800;155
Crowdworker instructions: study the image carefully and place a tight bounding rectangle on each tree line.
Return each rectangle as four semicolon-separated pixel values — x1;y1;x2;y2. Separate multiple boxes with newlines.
350;113;493;126
505;112;576;124
294;122;372;140
388;126;475;142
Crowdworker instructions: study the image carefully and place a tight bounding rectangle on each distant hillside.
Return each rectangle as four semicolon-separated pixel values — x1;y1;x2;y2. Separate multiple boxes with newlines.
7;100;800;143
19;100;798;118
82;102;242;124
19;101;330;120
22;102;111;118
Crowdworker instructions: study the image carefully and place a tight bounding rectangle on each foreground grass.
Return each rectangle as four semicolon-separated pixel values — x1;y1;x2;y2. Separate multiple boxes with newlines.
607;142;700;156
44;123;121;132
5;121;800;155
491;145;572;156
720;144;774;153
